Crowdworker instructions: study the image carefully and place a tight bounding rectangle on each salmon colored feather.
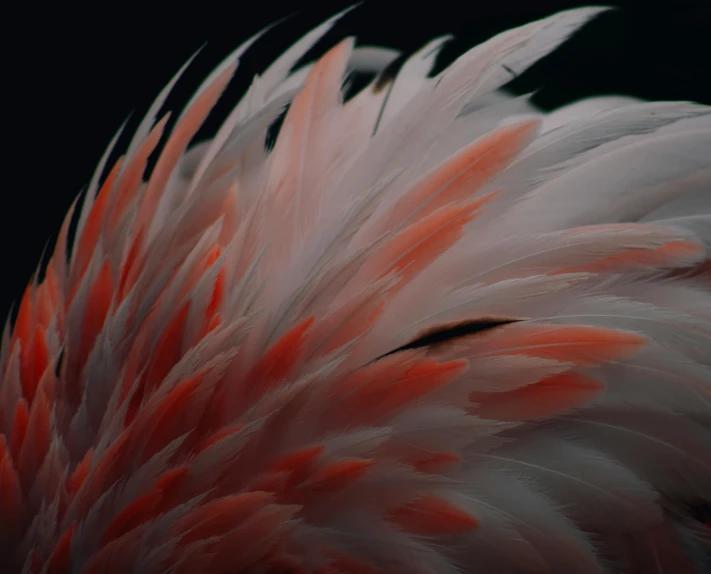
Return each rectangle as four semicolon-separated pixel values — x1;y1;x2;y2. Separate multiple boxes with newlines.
471;323;648;365
383;120;538;231
106;115;172;235
387;494;481;535
2;6;711;573
469;371;605;421
73;159;122;281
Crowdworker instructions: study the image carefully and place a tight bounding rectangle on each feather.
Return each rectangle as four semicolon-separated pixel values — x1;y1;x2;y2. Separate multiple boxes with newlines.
500;128;711;234
427;223;706;291
491;101;711;199
457;469;602;574
3;6;711;573
265;38;355;250
374;36;452;132
539;95;642;132
73;119;130;274
481;433;663;532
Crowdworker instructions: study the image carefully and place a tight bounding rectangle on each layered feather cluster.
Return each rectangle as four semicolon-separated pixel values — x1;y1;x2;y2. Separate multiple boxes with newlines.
2;6;711;573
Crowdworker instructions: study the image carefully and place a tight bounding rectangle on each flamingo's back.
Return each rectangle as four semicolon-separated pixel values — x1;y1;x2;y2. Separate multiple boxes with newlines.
1;7;711;573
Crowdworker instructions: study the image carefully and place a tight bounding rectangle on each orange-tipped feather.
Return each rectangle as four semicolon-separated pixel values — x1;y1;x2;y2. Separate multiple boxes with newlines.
476;324;647;366
73;159;122;281
359;198;492;288
384;120;539;230
388;495;480;535
47;522;75;574
107;115;172;235
8;399;28;462
470;371;606;421
135;64;238;239
247;316;316;396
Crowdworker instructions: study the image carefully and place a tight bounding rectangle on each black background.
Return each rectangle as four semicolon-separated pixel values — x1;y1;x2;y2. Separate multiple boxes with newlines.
2;0;710;321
